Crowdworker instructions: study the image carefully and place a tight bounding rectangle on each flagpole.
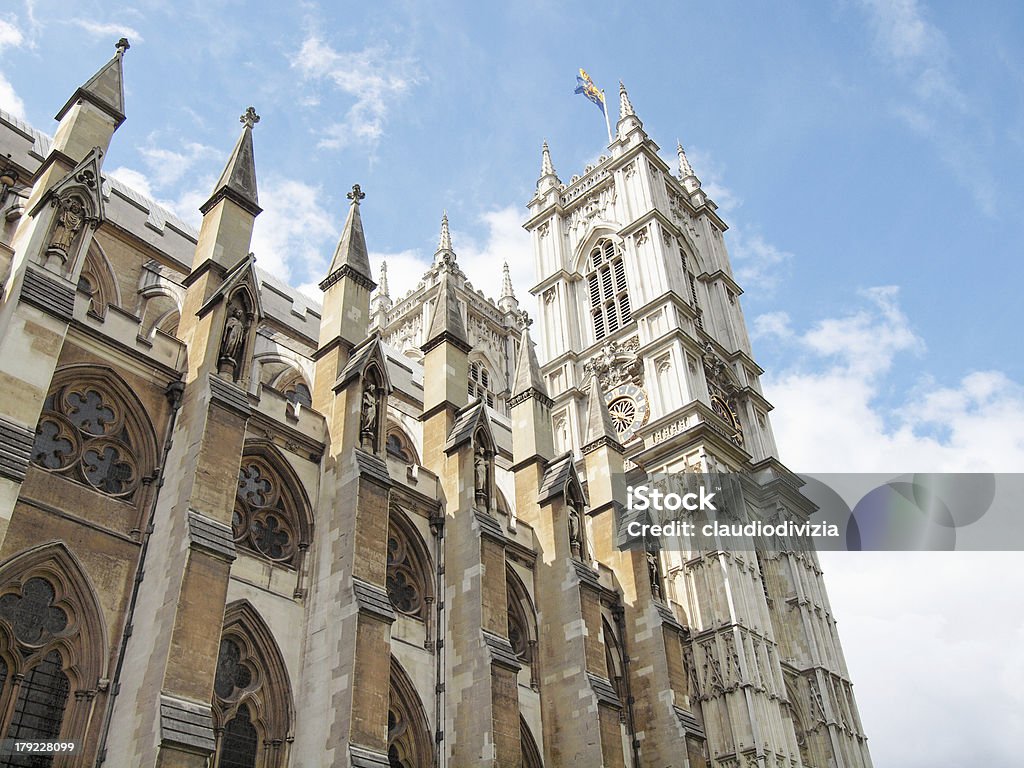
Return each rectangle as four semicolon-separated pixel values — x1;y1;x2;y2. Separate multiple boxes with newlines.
602;90;613;145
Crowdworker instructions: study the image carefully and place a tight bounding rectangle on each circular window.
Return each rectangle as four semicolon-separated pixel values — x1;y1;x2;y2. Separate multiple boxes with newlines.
607;396;637;433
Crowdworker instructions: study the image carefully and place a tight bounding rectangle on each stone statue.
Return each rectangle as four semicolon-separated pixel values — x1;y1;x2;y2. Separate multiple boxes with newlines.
220;306;246;363
647;549;662;599
567;502;581;545
48;195;86;259
474;446;489;504
361;383;378;434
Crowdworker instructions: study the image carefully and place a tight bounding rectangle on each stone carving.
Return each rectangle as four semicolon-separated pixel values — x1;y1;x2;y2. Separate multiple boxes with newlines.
633;225;648;247
218;301;249;381
47;195;87;262
474;446;490;507
647;548;662;600
583;337;643;389
567;499;582;558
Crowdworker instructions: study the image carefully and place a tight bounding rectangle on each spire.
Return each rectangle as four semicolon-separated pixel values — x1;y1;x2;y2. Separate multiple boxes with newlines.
511;326;548;401
583;375;624;452
618;81;635;119
423;270;469;352
501;262;515;299
497;261;519;314
320;184;374;291
201;107;262;217
56;38;129;127
378;259;390;298
541;141;556;177
676;140;703;198
677;140;695;179
434;210;457;266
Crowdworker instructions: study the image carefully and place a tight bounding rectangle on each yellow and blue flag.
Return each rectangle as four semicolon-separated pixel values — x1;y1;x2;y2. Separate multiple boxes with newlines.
574;69;606;116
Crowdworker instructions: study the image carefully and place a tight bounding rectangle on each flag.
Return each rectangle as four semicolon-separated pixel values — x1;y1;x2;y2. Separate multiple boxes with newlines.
574;69;606;116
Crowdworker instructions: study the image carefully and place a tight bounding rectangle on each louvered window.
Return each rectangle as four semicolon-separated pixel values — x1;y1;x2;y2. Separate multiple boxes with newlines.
586;239;633;341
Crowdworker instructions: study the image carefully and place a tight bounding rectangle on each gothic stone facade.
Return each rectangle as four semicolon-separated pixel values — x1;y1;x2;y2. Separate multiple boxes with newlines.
0;44;871;768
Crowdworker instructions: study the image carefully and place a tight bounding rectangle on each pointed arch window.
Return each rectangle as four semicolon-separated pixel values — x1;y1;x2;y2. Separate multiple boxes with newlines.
233;449;312;568
212;603;294;768
31;371;156;502
386;511;433;621
468;361;495;408
587;239;632;341
388;659;433;768
0;545;109;765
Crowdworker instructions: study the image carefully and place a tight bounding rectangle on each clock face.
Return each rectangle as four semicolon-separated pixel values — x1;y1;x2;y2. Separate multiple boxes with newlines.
604;383;649;442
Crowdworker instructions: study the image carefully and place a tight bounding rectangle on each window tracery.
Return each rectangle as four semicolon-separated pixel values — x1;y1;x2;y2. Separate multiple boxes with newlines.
386;512;432;621
388;658;432;768
0;544;108;761
212;602;293;768
385;426;418;464
233;453;310;567
587;239;632;341
31;373;154;502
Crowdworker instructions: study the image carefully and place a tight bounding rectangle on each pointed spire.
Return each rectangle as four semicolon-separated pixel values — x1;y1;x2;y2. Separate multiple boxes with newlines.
619;81;635;119
56;38;129;127
677;140;695;179
676;140;702;196
583;375;624;452
501;262;515;299
511;326;548;402
422;270;470;352
201;107;262;217
378;259;390;298
320;183;374;291
438;210;453;251
498;261;519;314
541;140;556;177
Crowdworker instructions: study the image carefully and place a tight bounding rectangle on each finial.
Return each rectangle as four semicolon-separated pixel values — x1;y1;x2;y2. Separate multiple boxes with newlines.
115;38;130;55
347;183;366;205
541;140;556;177
438;210;452;252
677;140;695;178
379;259;390;297
619;81;635;119
240;106;260;129
501;261;516;299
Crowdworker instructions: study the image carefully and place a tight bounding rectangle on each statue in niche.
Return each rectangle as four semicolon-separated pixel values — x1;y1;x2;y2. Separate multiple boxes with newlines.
474;446;490;507
47;195;86;263
360;382;379;451
647;548;662;600
218;304;248;380
567;499;582;558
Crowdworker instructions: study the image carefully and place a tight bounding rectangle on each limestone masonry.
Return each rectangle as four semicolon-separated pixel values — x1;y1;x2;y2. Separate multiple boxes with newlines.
0;42;872;767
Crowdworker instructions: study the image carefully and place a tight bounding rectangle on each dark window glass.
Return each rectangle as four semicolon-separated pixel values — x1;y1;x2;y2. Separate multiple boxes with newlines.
3;651;69;768
219;704;259;768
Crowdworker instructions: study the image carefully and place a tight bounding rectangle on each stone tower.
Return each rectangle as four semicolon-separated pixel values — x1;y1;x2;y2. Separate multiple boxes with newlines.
523;82;873;767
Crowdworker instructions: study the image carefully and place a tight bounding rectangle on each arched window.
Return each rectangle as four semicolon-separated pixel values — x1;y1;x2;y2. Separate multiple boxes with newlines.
586;239;631;341
77;241;120;319
212;602;294;768
30;368;157;503
385;425;419;465
506;567;539;690
521;717;544;768
388;658;433;768
468;361;495;408
233;446;312;568
0;544;108;762
386;510;433;621
603;618;626;720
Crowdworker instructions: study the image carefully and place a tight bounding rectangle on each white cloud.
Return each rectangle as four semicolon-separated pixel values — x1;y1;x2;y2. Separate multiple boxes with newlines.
756;286;1024;473
249;175;336;283
0;18;24;51
107;166;154;199
0;72;24;118
294;37;421;150
70;19;142;43
138;140;220;189
368;249;430;303
454;206;533;306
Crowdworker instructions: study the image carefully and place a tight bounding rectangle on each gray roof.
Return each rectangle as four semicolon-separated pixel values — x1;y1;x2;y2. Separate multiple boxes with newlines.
444;401;488;452
538;452;577;504
352;578;396;622
482;630;522;671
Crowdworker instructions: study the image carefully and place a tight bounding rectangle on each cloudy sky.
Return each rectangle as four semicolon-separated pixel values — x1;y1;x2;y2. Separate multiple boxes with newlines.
2;1;1023;764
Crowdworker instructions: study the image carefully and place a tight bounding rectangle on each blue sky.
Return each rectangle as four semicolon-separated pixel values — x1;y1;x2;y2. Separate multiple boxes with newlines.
2;1;1023;765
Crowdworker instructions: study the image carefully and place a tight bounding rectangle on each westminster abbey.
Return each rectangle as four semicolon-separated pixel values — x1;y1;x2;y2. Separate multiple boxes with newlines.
0;42;872;767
